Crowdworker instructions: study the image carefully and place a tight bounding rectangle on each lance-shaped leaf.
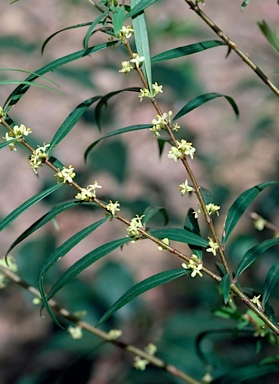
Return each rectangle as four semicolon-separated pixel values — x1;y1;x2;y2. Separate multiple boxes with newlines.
151;40;226;63
84;124;152;161
83;13;109;49
262;261;279;309
0;67;60;87
47;237;131;302
112;6;125;37
94;87;140;131
149;228;208;247
130;0;153;91
38;216;109;326
0;139;17;150
220;274;231;304
173;92;239;122
0;80;62;95
41;21;93;54
4;41;117;111
235;237;279;278
184;209;202;259
5;200;89;255
219;362;279;382
125;0;157;18
241;0;253;10
142;205;168;226
258;20;279;54
48;96;102;154
97;269;190;326
222;181;278;244
0;184;62;232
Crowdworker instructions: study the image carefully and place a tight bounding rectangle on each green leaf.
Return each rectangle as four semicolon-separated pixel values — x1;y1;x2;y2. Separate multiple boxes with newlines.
48;96;102;154
0;80;62;95
5;200;87;255
220;274;231;304
0;139;17;150
38;216;109;326
235;237;279;278
142;205;168;226
184;208;202;259
97;269;190;326
262;261;279;309
173;92;239;122
0;67;60;87
264;301;278;325
94;87;140;131
0;184;62;232
151;40;226;63
84;124;152;161
222;181;278;244
4;41;117;111
241;0;253;10
47;237;131;302
258;20;279;53
112;6;125;37
219;363;279;383
41;22;93;54
125;0;157;18
131;0;153;91
83;13;108;49
149;228;208;247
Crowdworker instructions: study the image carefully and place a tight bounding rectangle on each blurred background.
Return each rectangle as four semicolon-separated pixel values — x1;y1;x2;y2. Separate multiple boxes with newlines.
0;0;279;383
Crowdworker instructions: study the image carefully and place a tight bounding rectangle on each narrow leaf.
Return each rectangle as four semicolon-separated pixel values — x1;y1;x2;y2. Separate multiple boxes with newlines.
97;269;190;326
83;13;108;49
48;96;102;153
0;80;62;95
0;184;62;232
220;274;231;304
149;228;208;247
0;67;60;87
258;20;279;53
38;216;109;278
262;261;279;309
125;0;157;18
173;92;239;122
151;40;226;63
241;0;253;10
113;6;126;37
0;139;17;150
222;181;278;244
235;237;279;278
84;124;152;161
94;87;140;131
41;22;93;54
47;237;131;301
131;0;153;91
142;205;168;226
4;41;117;111
5;200;86;255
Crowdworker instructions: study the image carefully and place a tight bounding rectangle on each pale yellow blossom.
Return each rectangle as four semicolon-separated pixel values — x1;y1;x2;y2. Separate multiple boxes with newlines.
54;165;76;184
178;180;195;195
182;254;203;278
106;200;120;216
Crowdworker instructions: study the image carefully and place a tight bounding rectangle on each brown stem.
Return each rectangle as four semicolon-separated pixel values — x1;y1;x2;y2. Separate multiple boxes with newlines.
183;0;279;98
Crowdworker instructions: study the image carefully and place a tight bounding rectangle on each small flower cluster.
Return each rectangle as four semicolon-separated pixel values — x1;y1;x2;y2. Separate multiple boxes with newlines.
75;181;102;201
0;106;5;118
193;203;220;219
250;294;262;309
206;237;219;256
178;179;195;195
119;53;145;73
157;237;169;251
139;82;163;102
182;254;203;278
253;215;267;231
127;214;145;238
133;343;157;371
106;200;120;216
168;139;196;162
0;255;18;289
118;25;134;42
150;110;172;138
108;329;122;340
29;143;50;174
68;326;83;340
54;165;76;184
3;124;32;151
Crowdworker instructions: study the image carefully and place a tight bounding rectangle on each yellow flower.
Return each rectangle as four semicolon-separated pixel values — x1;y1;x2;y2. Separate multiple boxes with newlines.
178;180;195;195
119;61;133;73
206;237;219;256
106;200;120;216
54;165;76;184
182;255;203;278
